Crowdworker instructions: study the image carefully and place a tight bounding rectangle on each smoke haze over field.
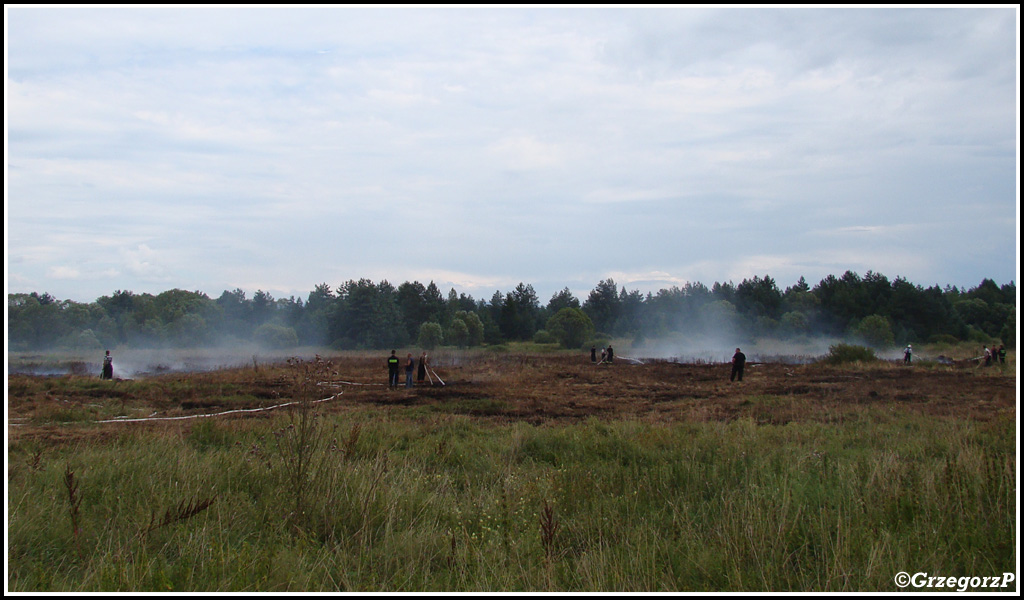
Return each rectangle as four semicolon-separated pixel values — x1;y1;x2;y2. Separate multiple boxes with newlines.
7;346;321;379
5;6;1018;305
8;334;907;378
635;336;846;365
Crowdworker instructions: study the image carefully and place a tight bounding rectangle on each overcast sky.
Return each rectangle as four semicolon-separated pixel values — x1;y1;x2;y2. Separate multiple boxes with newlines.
6;6;1019;305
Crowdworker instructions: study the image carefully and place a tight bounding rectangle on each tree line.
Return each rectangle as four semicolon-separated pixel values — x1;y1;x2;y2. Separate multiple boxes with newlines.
7;272;1016;352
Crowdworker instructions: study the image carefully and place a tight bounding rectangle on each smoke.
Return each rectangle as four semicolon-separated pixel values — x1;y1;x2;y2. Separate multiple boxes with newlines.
634;334;846;364
8;345;324;378
625;295;901;364
629;303;849;364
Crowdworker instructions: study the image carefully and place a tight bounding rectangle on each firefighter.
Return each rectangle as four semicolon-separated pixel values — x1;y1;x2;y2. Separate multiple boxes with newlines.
387;350;400;388
730;348;746;382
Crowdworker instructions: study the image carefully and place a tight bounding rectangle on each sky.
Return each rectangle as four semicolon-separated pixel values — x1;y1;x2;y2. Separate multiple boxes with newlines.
5;6;1020;306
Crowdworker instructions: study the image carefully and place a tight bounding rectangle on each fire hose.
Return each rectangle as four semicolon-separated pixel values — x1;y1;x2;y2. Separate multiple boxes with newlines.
94;393;342;424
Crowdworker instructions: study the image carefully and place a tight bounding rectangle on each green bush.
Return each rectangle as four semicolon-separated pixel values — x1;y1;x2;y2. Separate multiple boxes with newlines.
417;322;444;350
532;330;557;344
851;315;894;348
546;307;596;349
447;318;470;347
820;343;877;365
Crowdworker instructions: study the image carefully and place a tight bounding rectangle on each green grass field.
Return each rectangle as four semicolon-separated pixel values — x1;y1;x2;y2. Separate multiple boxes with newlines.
6;352;1018;592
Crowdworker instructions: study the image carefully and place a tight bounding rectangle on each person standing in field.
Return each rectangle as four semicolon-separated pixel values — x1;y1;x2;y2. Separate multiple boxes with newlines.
606;345;614;364
904;344;913;364
998;345;1007;364
405;353;415;388
730;348;746;382
591;346;597;363
101;350;114;380
387;350;400;388
418;351;429;385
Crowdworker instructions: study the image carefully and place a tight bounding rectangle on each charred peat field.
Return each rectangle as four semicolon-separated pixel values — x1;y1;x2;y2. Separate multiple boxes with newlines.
7;350;1017;592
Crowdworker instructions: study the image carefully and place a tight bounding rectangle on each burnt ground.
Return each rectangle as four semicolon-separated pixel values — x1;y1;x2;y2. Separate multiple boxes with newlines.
6;353;1017;447
389;354;1016;425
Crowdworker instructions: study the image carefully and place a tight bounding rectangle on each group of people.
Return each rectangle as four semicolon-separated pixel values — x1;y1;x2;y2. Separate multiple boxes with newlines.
908;343;1008;367
983;345;1007;367
101;340;1007;391
589;344;748;380
387;350;433;389
590;346;614;364
588;345;750;382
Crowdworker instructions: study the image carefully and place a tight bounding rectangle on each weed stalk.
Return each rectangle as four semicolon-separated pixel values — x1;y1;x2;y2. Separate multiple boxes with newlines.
281;355;335;531
539;498;559;562
63;464;83;554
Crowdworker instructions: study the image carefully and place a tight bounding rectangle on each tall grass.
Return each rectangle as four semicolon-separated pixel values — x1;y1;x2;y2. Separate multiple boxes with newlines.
7;404;1015;592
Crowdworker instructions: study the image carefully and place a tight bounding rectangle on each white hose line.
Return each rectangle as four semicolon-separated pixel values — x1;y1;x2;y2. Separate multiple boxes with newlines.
94;393;341;424
614;356;645;364
18;372;445;428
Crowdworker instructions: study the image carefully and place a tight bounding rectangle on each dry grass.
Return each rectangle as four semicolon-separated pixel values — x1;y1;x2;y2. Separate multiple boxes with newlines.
141;495;218;536
7;350;1016;592
8;351;1016;449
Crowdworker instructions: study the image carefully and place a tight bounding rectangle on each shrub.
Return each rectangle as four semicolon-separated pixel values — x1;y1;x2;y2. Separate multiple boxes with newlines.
852;315;894;348
418;322;444;350
546;308;595;349
454;310;484;347
820;343;877;365
447;318;470;348
532;330;557;344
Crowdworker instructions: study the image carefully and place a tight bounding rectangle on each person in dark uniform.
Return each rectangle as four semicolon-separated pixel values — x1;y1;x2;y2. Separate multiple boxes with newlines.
730;348;746;382
387;350;400;388
591;346;597;363
101;350;114;380
606;345;614;364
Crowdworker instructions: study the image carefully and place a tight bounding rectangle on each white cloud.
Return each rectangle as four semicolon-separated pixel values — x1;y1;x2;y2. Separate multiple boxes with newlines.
601;270;692;290
47;265;82;280
5;6;1017;303
119;244;171;282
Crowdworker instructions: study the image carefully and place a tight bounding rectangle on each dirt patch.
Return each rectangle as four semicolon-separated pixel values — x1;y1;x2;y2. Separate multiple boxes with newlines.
333;357;1016;425
7;354;1016;446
